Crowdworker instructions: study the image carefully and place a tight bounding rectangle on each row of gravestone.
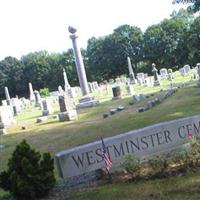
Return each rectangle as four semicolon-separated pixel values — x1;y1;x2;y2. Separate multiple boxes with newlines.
138;88;178;113
102;106;125;118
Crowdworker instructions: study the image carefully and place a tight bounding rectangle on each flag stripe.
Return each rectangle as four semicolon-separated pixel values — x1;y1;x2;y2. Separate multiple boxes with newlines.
101;138;112;173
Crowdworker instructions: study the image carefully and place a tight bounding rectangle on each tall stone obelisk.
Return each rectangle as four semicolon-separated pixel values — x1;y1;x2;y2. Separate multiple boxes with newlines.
127;57;136;84
63;68;70;91
28;82;35;102
4;86;11;105
68;26;90;96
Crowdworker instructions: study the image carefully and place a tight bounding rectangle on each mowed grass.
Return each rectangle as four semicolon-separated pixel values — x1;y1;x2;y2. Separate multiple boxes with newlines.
0;74;200;175
0;73;200;199
69;172;200;200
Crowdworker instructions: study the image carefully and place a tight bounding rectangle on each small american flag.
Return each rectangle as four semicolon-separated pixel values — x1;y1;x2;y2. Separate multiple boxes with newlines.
101;138;112;173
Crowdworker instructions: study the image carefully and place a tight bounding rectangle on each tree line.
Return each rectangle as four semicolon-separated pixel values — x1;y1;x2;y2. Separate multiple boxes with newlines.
0;9;199;99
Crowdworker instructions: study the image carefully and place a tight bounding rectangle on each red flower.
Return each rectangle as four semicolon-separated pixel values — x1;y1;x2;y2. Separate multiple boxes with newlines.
188;131;193;137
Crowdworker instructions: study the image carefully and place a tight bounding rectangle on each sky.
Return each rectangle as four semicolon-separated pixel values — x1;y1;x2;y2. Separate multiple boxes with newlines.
0;0;186;60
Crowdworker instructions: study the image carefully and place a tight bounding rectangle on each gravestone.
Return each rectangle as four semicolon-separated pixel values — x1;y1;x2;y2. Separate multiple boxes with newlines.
106;84;110;94
63;68;71;92
42;99;53;116
88;82;94;93
56;115;200;178
58;95;77;121
160;68;168;79
11;98;22;116
197;63;200;87
136;73;145;86
168;69;173;81
29;82;35;103
1;100;7;107
36;116;47;123
58;85;65;96
67;87;77;98
152;63;160;86
127;57;137;84
34;90;42;108
144;77;152;87
112;86;121;100
0;121;6;135
179;67;186;76
183;65;191;74
92;81;99;91
76;96;99;109
0;105;16;134
4;87;11;105
20;97;31;108
133;94;141;102
126;84;134;95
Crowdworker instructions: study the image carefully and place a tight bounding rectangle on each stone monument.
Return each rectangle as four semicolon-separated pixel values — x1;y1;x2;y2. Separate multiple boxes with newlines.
41;99;53;116
34;90;42;108
136;73;145;86
0;105;16;134
160;68;168;79
68;26;99;109
63;68;71;91
126;83;134;95
112;86;121;100
4;87;11;105
197;63;200;87
168;69;173;81
11;98;22;116
152;63;160;86
58;95;77;121
58;85;65;95
183;64;191;74
29;82;35;103
127;57;136;84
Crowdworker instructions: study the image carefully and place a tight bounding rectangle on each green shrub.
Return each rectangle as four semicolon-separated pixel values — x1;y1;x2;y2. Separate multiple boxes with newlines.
39;87;50;97
172;150;190;173
188;138;200;168
0;140;55;200
148;155;169;178
123;154;140;179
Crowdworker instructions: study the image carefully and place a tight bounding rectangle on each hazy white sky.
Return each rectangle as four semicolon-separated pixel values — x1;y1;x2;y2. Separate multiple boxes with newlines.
0;0;185;60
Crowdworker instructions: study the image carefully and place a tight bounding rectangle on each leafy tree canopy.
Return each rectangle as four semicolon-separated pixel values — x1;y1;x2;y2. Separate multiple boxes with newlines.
173;0;200;13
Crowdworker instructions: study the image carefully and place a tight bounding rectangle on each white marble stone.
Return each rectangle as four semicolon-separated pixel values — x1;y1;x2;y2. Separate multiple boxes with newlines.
160;68;168;79
0;105;16;126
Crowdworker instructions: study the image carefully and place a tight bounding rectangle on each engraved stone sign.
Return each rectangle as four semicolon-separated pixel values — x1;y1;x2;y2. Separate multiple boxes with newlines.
56;115;200;179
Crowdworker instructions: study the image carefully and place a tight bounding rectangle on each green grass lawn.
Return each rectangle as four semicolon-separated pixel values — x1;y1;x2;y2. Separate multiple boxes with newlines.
0;72;200;199
69;172;200;200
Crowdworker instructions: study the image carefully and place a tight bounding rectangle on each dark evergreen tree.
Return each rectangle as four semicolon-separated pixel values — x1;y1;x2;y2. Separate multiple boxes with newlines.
0;140;55;200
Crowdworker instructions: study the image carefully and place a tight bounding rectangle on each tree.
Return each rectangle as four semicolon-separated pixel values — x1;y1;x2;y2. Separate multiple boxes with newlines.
86;24;143;81
186;16;200;65
143;24;166;71
0;140;55;200
173;0;200;13
21;51;52;90
46;50;77;90
0;56;25;97
144;9;192;71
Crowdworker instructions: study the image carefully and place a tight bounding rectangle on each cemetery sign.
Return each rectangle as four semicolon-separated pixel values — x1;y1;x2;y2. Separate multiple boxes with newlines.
56;115;200;179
